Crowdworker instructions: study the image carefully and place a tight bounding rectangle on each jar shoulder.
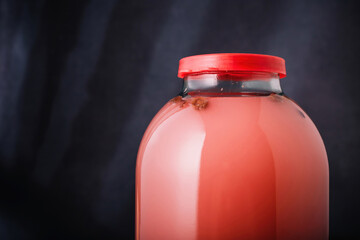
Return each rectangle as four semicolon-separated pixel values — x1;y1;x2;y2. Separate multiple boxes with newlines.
137;95;327;163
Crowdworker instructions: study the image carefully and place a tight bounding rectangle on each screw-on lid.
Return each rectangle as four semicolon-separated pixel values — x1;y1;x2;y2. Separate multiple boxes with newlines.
178;53;286;79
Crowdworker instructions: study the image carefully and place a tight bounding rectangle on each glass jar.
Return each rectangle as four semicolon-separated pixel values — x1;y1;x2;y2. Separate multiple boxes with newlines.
136;54;328;240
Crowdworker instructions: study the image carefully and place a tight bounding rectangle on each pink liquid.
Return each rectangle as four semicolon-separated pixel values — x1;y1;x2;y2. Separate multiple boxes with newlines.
136;95;328;240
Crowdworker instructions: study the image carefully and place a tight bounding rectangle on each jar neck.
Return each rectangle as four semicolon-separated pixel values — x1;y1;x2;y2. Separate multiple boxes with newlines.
181;72;282;97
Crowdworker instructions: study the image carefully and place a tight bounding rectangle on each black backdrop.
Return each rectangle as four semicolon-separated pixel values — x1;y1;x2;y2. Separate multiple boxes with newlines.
0;0;359;239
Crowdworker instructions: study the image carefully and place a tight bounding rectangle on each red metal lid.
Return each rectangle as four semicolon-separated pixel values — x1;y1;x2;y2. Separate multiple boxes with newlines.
178;53;286;79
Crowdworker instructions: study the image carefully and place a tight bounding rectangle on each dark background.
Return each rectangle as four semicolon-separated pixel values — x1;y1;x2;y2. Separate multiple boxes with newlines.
0;0;359;239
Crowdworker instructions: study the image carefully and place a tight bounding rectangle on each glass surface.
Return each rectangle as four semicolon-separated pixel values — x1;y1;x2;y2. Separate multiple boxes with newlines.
136;73;329;240
182;72;282;96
